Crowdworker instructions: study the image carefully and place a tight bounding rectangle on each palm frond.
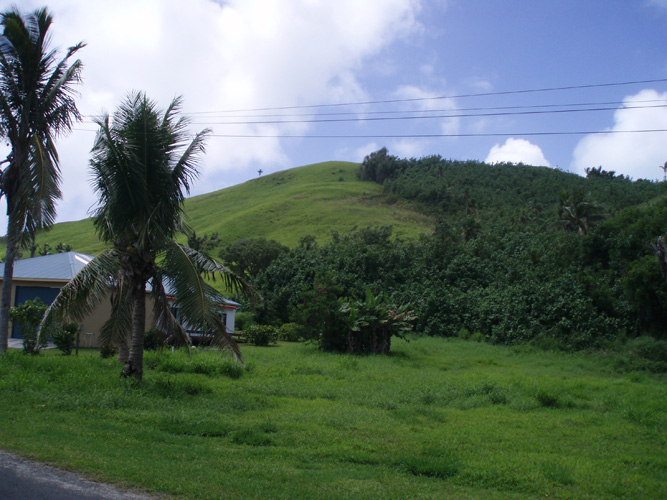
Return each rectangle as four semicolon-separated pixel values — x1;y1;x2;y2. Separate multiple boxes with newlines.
98;278;132;348
209;313;243;363
161;240;253;360
170;128;210;196
38;249;124;340
150;272;190;348
172;242;257;302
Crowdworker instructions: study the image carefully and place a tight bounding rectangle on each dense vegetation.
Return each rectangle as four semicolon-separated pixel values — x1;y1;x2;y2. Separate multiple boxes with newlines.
249;150;667;360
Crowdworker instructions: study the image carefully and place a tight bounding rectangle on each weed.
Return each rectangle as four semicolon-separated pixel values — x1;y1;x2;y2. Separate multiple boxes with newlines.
536;389;562;408
151;374;213;398
397;447;461;479
231;425;273;446
541;461;575;485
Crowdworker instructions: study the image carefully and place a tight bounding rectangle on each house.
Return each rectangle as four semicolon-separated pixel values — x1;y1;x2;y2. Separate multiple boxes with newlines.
0;251;238;348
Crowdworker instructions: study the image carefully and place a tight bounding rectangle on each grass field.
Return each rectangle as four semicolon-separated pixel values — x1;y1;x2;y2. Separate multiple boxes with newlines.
30;161;434;254
0;338;665;499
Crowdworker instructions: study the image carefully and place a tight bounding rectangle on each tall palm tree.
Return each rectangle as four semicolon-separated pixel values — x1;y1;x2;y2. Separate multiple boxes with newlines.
0;7;84;354
41;92;252;379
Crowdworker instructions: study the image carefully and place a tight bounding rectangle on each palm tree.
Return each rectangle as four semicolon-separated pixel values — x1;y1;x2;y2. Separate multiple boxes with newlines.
557;188;606;236
0;7;84;354
41;92;252;379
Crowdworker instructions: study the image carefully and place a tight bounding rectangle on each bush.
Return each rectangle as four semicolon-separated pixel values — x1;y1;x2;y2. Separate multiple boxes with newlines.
100;343;117;359
234;311;255;331
144;326;165;351
244;325;278;346
278;323;304;342
9;299;50;354
615;336;667;373
339;288;416;354
52;321;80;355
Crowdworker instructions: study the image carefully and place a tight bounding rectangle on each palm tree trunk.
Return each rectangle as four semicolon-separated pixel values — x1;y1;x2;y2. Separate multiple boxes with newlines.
117;338;130;364
0;224;19;354
121;284;146;380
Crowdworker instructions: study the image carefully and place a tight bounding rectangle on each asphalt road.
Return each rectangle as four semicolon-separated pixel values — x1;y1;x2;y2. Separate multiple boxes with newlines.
0;450;160;500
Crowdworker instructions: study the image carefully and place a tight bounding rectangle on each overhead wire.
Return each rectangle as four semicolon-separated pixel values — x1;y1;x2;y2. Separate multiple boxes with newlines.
208;129;667;139
187;104;667;126
182;77;667;113
82;98;667;121
75;77;667;139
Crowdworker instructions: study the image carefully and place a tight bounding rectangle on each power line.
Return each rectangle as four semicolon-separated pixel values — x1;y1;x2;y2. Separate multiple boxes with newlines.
185;78;667;114
73;127;667;138
80;102;667;128
82;98;667;121
209;129;667;139
188;104;667;126
185;99;667;119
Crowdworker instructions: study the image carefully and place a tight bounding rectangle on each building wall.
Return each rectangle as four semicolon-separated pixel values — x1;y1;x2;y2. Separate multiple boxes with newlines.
4;279;157;349
4;278;234;348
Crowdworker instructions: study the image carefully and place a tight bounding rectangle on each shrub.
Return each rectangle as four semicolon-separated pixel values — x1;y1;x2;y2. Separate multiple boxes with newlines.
52;321;80;355
244;325;278;346
9;299;50;354
234;311;255;331
339;288;416;354
278;323;304;342
144;326;165;351
100;343;117;359
615;336;667;373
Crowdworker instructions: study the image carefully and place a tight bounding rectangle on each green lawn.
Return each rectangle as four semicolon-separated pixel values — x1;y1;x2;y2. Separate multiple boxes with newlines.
0;338;665;499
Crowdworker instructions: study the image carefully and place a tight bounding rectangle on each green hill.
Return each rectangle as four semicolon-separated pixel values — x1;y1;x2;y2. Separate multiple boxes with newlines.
32;161;435;254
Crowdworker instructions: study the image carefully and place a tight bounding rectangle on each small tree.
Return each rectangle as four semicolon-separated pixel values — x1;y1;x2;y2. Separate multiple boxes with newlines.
40;92;253;380
340;288;416;354
52;321;79;355
219;238;288;279
9;298;50;354
292;279;347;352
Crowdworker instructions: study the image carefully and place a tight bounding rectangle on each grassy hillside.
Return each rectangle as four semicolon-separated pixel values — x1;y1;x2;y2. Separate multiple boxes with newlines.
32;161;435;255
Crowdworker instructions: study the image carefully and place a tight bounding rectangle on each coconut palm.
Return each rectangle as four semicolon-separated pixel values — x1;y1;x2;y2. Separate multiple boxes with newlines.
0;7;84;354
41;92;252;379
557;188;606;236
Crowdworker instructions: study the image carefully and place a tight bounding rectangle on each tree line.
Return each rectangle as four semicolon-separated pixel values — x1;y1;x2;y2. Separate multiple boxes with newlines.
234;150;667;363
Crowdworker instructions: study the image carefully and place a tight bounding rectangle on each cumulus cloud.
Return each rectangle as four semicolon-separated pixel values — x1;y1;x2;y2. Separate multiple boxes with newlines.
0;0;422;228
485;138;551;166
571;89;667;180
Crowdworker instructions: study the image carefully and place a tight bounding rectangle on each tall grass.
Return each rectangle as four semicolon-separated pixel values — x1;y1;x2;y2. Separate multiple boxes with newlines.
0;338;665;499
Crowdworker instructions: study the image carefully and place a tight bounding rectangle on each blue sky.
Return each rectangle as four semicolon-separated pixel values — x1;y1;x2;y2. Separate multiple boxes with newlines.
1;0;666;230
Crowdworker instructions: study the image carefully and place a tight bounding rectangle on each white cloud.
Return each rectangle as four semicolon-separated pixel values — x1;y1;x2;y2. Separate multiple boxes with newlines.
354;143;382;162
392;84;459;136
0;0;422;229
571;89;667;180
390;139;430;158
485;138;550;166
